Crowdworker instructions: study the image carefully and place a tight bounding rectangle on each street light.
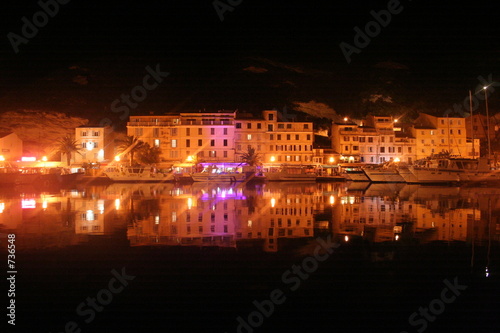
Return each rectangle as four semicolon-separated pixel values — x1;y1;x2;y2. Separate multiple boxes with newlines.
484;86;491;159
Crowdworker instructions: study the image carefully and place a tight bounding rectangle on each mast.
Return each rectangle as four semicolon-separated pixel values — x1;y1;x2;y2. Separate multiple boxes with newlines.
469;90;475;158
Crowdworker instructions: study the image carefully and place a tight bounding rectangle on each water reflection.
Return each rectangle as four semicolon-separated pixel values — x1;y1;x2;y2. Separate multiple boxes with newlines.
0;182;499;252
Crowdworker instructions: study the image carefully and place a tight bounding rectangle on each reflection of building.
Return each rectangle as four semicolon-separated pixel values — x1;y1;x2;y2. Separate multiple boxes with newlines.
75;126;116;163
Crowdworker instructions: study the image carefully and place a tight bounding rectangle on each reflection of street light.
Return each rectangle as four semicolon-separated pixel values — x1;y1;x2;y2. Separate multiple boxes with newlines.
0;155;4;161
343;117;348;122
114;156;120;162
186;155;194;162
270;156;276;162
394;157;400;163
484;86;491;159
42;156;47;162
329;157;335;163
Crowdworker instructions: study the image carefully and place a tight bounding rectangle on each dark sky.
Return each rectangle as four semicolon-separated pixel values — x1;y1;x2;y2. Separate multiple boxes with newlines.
0;0;498;117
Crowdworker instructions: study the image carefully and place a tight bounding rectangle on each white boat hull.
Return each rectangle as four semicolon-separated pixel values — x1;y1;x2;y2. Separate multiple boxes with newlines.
404;166;460;184
191;173;247;182
363;168;405;183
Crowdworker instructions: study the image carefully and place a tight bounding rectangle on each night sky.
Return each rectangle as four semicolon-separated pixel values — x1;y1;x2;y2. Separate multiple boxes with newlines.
0;0;498;121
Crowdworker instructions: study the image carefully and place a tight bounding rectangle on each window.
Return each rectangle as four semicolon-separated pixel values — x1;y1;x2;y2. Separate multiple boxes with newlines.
368;147;373;152
381;136;385;143
304;124;309;129
210;140;215;146
247;123;252;129
398;147;402;153
223;139;228;146
171;139;177;148
408;147;412;153
81;131;87;136
209;151;216;157
286;134;291;140
353;146;359;151
295;134;299;140
286;124;292;129
236;123;242;128
186;128;190;136
380;147;385;153
359;137;365;142
237;144;241;150
198;139;202;146
458;129;461;135
277;134;282;140
186;139;190;147
211;128;215;135
430;130;434;135
154;139;160;147
223;151;228;158
368;137;373;143
93;131;100;136
268;113;274;121
344;136;350;141
278;124;284;129
171;128;177;136
345;146;349;151
257;123;262;129
247;134;252;140
198;128;203;135
223;128;228;135
270;134;274;140
135;128;143;136
306;134;311;140
81;142;86;148
268;124;273;131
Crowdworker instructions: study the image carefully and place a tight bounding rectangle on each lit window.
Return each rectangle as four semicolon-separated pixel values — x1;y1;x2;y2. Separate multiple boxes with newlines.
247;134;252;140
171;139;177;148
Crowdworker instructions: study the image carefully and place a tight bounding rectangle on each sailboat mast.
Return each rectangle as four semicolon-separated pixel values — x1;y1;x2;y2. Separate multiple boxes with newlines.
469;90;475;158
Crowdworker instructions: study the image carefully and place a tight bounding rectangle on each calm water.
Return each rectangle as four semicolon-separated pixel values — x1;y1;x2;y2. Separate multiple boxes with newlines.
1;182;499;333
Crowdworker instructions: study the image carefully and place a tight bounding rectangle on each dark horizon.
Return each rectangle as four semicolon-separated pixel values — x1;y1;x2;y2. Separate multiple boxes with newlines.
0;0;498;119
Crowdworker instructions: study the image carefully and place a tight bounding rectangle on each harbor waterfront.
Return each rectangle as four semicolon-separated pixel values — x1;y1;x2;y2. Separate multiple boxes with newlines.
1;181;498;332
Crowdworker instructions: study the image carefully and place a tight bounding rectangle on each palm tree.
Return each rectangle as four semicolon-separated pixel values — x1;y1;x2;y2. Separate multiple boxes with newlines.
56;135;82;166
117;135;145;166
136;143;161;165
241;146;261;166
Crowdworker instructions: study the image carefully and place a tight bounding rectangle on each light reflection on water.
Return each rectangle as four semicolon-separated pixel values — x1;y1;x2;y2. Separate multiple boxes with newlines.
0;182;498;251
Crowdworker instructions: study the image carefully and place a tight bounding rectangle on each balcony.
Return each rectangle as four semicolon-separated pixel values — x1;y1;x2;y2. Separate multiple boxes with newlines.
127;121;176;127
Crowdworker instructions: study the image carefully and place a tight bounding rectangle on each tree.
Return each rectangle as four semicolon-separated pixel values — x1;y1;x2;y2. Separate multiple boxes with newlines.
136;143;162;165
56;135;82;166
240;146;261;166
117;135;145;166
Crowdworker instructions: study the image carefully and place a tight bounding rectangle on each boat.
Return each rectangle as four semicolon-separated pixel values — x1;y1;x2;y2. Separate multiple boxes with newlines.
362;163;405;183
190;165;247;182
0;161;22;185
190;172;247;182
398;156;464;184
338;163;370;182
103;165;175;182
265;165;317;181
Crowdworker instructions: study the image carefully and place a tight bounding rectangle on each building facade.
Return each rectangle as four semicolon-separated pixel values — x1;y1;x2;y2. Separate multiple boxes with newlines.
127;110;314;167
75;126;116;164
